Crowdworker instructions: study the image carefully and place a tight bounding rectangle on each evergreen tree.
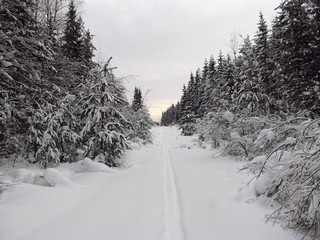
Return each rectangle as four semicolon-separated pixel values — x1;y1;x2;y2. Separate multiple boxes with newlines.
80;29;96;70
234;36;268;114
253;13;272;97
79;61;131;166
0;0;55;157
132;87;143;111
307;0;320;114
221;54;235;109
62;0;83;61
161;104;176;126
174;101;181;123
29;96;80;168
179;84;196;136
208;51;226;112
202;56;217;115
125;87;153;143
191;70;201;115
197;60;208;118
272;0;317;113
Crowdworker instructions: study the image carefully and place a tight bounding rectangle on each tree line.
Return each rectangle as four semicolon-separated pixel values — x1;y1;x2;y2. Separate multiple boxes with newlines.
0;0;153;168
161;1;320;238
161;0;320;131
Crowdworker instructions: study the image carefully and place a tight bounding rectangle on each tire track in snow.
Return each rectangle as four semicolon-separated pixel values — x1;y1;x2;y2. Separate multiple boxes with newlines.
163;143;184;240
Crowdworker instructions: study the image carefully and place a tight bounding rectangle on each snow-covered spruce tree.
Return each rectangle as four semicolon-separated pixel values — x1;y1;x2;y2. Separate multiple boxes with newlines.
179;83;197;136
132;87;143;112
80;29;96;70
271;0;319;114
207;51;231;113
60;0;95;89
220;54;236;110
62;0;83;61
0;0;56;160
253;13;274;107
122;87;153;144
26;95;80;168
194;69;205;118
79;60;131;167
124;106;153;144
234;36;269;115
197;59;209;117
201;56;217;116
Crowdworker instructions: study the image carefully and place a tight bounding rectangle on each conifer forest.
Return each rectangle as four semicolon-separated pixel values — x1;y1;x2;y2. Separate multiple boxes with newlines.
161;1;320;238
0;0;153;168
0;0;320;239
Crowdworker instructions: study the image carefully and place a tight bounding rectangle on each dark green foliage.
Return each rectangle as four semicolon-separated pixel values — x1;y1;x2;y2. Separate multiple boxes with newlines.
178;84;197;135
161;104;178;126
132;87;143;111
62;0;83;61
0;0;55;157
81;29;96;69
271;0;319;113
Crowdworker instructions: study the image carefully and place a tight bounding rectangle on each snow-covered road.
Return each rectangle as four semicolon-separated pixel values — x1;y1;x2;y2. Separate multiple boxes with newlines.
0;127;302;240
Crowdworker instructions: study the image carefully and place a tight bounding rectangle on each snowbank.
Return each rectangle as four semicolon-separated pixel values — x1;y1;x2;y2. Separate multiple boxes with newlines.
44;168;74;187
82;158;115;173
3;157;116;189
223;111;234;123
254;173;272;196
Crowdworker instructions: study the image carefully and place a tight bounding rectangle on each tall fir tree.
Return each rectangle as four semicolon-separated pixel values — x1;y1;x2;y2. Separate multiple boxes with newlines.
198;59;210;117
80;29;96;70
179;85;196;135
132;87;143;111
253;13;273;98
235;35;268;114
272;0;317;113
62;0;83;61
0;0;56;157
79;62;131;166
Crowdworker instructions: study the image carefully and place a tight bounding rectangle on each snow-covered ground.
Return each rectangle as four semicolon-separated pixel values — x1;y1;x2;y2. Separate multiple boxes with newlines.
0;127;304;240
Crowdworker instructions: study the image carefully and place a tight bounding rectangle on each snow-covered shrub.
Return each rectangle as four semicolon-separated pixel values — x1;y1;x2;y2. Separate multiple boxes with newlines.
0;171;16;194
82;157;115;173
123;105;153;144
223;133;253;157
43;168;73;187
245;118;320;239
249;117;308;159
223;115;304;160
79;61;131;167
197;111;234;148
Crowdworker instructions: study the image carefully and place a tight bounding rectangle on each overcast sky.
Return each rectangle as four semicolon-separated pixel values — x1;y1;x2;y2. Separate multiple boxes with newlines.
82;0;282;121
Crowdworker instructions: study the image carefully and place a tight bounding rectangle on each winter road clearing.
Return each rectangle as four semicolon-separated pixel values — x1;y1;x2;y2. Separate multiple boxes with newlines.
0;127;303;240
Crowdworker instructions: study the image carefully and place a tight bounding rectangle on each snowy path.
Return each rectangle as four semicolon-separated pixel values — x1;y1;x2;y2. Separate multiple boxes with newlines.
162;144;184;240
0;127;303;240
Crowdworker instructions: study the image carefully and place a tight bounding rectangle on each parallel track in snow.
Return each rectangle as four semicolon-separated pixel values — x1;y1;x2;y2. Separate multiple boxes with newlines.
162;143;184;240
